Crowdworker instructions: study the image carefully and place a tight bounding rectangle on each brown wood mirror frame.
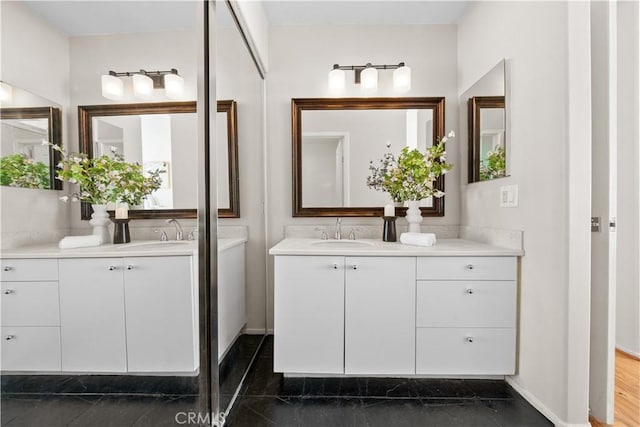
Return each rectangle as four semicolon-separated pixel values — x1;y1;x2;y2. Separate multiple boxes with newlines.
1;106;63;190
78;100;239;220
468;96;506;183
292;97;445;217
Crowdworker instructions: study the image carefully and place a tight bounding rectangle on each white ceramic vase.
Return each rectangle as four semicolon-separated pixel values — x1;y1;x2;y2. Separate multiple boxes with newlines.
405;200;423;233
90;204;111;244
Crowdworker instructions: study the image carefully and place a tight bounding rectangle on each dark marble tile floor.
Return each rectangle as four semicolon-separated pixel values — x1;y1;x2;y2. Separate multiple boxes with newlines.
224;337;554;427
1;335;553;427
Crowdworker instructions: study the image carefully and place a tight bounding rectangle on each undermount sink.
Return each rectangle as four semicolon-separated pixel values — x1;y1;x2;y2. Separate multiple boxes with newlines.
310;239;374;248
118;240;195;249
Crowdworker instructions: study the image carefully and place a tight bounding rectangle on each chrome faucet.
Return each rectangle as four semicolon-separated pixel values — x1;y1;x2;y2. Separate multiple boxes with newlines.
334;218;342;240
166;218;184;241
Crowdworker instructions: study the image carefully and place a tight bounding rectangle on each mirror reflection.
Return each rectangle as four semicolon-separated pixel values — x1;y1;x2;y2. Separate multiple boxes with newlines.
0;84;62;190
293;97;445;217
79;101;240;219
465;60;508;182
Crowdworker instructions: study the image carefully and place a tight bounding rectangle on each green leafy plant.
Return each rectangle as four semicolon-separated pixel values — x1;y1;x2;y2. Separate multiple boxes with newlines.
480;145;506;180
52;145;161;205
367;131;455;202
0;153;50;189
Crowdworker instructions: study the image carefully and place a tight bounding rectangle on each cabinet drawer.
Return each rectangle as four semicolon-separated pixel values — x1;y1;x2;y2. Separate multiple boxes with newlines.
1;282;60;326
417;257;516;281
416;327;515;375
1;326;61;371
1;259;58;281
416;281;516;328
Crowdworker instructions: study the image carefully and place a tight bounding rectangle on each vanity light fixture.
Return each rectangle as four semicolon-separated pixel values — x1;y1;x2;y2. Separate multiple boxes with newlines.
100;69;185;100
327;62;410;94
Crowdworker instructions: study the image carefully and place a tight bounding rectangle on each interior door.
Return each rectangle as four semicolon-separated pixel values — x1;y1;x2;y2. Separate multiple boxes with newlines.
589;1;617;423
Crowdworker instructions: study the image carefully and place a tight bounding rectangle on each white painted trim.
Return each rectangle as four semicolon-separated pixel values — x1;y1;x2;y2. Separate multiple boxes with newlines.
506;378;590;427
616;345;640;359
243;328;267;335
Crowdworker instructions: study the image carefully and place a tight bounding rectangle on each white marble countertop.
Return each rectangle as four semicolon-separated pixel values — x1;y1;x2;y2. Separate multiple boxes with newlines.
269;238;523;257
0;237;246;259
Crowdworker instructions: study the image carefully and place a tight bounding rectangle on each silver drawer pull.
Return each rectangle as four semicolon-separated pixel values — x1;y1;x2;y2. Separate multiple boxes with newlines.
3;289;14;295
465;264;475;270
3;266;12;272
466;336;474;343
466;289;474;295
332;263;339;270
351;264;358;270
126;265;135;270
5;335;14;341
108;265;117;271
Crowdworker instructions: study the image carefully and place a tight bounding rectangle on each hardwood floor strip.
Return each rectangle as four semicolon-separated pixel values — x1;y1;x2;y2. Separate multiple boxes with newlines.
590;349;639;427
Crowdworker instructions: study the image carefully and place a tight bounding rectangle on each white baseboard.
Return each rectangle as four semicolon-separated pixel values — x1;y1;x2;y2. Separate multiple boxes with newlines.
505;377;590;427
243;328;268;335
616;345;640;359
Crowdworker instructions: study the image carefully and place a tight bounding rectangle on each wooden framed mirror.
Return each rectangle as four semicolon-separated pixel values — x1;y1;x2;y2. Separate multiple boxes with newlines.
292;97;445;217
468;96;506;182
1;105;62;190
78;100;240;219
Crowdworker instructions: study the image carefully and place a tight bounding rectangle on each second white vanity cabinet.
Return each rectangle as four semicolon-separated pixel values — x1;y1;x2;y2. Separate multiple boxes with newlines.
59;256;196;373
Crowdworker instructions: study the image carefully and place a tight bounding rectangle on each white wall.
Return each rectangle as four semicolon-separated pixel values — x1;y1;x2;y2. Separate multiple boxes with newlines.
217;26;266;332
0;1;70;249
458;1;591;425
229;0;269;73
616;0;640;357
266;24;459;330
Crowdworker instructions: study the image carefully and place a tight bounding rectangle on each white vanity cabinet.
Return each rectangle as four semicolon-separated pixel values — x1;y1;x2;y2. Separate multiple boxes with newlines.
274;255;416;375
270;238;521;378
124;256;196;372
345;257;416;375
274;256;345;374
59;255;197;373
59;258;128;372
1;259;61;371
415;257;517;375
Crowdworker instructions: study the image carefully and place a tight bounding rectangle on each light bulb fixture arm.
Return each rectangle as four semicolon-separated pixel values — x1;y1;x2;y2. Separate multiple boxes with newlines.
332;62;406;84
107;68;180;89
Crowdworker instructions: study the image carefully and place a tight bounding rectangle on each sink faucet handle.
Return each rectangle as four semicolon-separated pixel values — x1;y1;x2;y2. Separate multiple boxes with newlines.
348;229;357;240
154;229;168;241
188;229;199;241
313;227;328;240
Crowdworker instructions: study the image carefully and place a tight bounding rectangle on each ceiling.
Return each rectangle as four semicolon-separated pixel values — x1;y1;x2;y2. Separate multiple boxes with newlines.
23;0;469;36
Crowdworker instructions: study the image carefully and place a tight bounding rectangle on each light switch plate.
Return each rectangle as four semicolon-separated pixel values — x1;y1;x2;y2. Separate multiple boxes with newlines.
500;185;519;207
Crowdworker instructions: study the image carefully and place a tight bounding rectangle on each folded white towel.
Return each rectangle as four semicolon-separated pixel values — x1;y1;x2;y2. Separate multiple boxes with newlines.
58;235;103;249
400;232;437;247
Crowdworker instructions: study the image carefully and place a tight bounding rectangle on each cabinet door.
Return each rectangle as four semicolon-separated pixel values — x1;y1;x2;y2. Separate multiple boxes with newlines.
274;256;344;374
59;258;127;372
345;257;416;375
124;256;196;372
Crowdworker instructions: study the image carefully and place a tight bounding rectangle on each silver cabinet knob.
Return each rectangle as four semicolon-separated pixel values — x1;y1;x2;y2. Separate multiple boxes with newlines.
126;265;134;270
351;265;358;270
108;265;117;271
465;264;475;270
332;263;339;270
3;266;12;272
466;336;474;343
3;289;14;295
466;289;474;295
5;335;14;341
